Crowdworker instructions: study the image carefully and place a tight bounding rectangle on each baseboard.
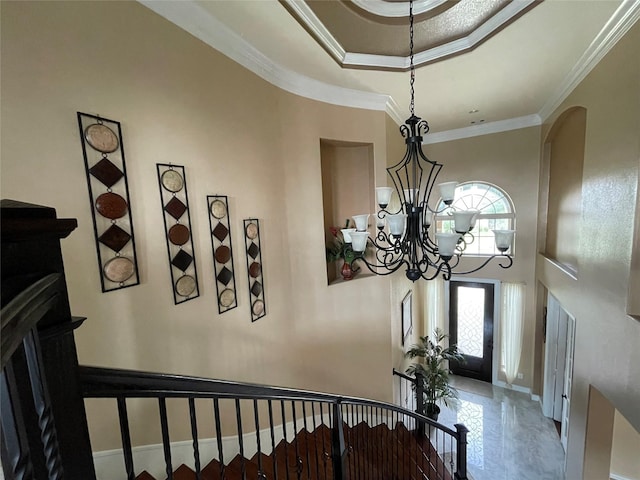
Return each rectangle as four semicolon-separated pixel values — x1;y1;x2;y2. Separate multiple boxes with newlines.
610;473;639;480
93;412;395;479
493;379;532;396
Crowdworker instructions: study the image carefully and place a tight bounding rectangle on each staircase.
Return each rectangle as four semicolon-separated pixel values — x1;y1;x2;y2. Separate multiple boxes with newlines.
133;422;453;480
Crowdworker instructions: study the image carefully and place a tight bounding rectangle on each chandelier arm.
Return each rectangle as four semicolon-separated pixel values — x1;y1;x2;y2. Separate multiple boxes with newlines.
418;260;451;281
353;251;407;276
449;255;513;275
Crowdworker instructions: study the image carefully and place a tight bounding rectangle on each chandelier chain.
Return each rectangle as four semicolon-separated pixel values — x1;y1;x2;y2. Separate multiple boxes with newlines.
409;0;415;116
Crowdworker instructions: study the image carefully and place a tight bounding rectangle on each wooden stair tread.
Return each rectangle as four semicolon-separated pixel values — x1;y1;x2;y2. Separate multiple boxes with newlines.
133;417;453;480
136;471;156;480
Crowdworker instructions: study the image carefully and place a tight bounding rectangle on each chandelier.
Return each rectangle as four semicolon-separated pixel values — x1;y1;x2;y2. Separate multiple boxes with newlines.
348;0;515;282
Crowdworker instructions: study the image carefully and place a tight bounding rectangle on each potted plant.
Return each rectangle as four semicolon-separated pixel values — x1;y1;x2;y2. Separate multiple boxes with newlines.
326;220;358;280
405;328;465;421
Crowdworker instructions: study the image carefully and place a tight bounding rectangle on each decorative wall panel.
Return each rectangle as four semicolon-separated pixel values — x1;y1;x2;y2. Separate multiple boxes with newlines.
77;112;140;292
156;164;199;305
243;219;266;322
207;195;238;313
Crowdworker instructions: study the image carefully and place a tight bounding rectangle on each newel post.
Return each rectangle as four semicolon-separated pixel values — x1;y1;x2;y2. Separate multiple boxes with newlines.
414;370;426;437
331;400;347;480
454;423;469;480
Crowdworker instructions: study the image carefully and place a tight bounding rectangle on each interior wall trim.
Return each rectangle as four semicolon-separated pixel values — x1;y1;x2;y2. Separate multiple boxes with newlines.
538;0;640;122
284;0;536;70
138;0;396;119
138;0;636;141
422;114;542;145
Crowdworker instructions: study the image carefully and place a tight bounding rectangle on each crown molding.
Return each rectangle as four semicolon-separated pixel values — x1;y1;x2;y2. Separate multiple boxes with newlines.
538;0;640;122
422;115;542;145
281;0;345;64
139;0;637;144
139;0;391;114
285;0;536;70
351;0;448;18
385;97;405;126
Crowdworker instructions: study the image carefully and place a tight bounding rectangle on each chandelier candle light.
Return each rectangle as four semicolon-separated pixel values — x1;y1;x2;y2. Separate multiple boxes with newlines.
348;0;514;282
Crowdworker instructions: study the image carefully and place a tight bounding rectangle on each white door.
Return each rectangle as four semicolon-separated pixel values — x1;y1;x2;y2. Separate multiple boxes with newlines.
542;293;568;421
560;314;576;452
542;294;559;418
553;309;568;422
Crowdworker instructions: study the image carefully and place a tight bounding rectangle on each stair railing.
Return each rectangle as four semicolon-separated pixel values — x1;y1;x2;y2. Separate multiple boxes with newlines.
393;368;468;480
81;366;468;480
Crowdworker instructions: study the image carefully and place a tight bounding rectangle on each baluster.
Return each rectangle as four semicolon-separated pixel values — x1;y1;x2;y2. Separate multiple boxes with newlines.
268;399;279;480
291;401;302;480
347;405;355;479
22;330;63;480
253;399;264;478
213;398;225;480
116;397;135;480
367;406;372;479
188;398;201;480
319;403;328;479
280;400;290;480
310;402;320;480
360;406;365;480
330;401;346;480
1;368;35;480
235;399;246;480
301;402;311;479
158;398;173;480
394;411;399;480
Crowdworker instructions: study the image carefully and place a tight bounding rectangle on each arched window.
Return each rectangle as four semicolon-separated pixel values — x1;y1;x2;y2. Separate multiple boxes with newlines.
436;182;515;255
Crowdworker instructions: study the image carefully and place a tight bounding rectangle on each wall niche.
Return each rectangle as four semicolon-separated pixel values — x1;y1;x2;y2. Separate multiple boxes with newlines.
320;139;375;285
544;107;587;275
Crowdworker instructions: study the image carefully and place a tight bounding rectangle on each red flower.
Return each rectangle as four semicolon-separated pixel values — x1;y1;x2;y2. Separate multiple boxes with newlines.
329;226;339;237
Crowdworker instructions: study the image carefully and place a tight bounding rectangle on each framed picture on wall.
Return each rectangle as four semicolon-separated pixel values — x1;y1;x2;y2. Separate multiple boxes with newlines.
402;290;413;346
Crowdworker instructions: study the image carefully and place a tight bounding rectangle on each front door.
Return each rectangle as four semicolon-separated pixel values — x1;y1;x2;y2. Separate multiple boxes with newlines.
449;281;494;382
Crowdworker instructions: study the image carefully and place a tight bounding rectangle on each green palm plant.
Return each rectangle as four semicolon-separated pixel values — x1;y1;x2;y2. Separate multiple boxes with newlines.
405;328;465;420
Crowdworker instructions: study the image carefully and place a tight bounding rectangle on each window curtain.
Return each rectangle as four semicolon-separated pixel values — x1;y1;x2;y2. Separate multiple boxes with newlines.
501;282;525;384
425;275;445;336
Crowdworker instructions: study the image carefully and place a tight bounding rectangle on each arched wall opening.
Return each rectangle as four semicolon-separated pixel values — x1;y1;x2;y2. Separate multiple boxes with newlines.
543;107;587;274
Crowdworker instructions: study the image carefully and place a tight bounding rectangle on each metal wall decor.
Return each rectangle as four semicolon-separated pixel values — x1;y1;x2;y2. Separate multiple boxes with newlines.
243;219;266;322
77;112;140;292
156;164;199;305
207;195;238;313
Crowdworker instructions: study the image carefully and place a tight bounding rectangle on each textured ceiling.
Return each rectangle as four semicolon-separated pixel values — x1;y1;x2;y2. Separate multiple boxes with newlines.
295;0;521;60
179;0;627;133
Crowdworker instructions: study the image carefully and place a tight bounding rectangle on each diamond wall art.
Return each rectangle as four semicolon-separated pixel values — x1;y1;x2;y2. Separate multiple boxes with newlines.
207;195;238;313
78;112;140;292
243;219;266;322
157;164;199;305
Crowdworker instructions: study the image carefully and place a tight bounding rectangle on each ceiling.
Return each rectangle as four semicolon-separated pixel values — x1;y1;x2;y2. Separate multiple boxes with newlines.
141;0;638;140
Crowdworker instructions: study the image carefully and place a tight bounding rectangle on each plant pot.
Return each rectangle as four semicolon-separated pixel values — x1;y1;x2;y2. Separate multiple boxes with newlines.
341;261;353;280
426;403;440;421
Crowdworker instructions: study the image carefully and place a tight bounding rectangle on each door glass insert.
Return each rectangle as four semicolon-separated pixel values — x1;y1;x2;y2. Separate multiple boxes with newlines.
457;286;485;358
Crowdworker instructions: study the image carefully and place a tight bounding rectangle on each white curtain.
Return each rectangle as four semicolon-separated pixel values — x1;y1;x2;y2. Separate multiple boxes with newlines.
501;282;526;384
425;275;445;336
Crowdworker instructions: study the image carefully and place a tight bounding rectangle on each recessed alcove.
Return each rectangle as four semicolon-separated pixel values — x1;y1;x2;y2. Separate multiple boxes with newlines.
543;107;587;275
320;139;375;285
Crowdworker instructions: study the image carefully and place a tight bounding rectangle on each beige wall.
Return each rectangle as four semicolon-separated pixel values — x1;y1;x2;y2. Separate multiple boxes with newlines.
421;127;542;389
1;0;392;451
545;107;586;272
610;409;640;480
536;22;640;480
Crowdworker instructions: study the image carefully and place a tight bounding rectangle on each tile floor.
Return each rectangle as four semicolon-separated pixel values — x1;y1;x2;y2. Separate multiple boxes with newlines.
436;376;566;480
